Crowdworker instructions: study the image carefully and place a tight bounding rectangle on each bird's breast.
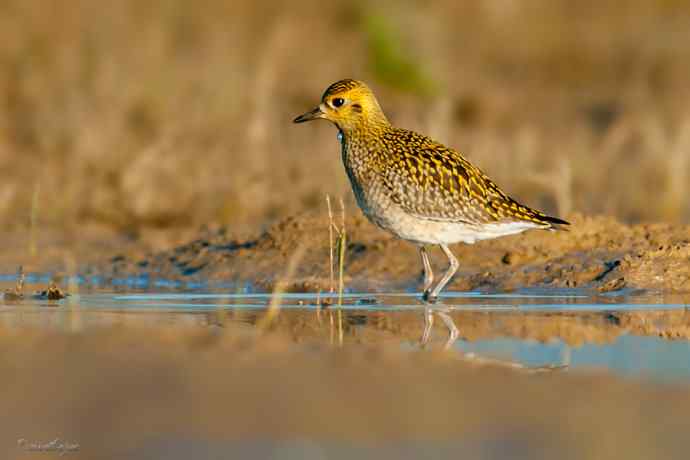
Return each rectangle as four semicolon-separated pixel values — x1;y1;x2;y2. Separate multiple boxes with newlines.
340;140;388;213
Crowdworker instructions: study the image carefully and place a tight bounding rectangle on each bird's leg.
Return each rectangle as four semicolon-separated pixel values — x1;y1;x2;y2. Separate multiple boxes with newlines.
436;310;460;350
420;306;434;347
419;246;434;301
428;244;459;301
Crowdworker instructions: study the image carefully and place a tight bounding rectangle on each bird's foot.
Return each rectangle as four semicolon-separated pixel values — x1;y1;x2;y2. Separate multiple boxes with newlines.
422;290;438;304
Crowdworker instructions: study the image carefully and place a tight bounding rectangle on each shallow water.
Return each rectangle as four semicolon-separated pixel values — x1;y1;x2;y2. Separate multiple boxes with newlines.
2;275;689;382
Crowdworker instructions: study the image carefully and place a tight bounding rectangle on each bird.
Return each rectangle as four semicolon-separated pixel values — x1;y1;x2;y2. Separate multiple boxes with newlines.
294;79;569;302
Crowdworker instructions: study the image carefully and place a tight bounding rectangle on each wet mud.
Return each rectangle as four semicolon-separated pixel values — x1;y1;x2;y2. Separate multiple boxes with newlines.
98;212;690;294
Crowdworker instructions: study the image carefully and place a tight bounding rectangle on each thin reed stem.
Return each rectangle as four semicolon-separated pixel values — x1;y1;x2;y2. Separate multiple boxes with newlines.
326;195;335;293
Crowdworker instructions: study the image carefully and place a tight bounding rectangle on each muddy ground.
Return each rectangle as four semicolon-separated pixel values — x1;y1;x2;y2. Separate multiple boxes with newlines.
2;215;690;459
4;212;690;347
89;212;690;294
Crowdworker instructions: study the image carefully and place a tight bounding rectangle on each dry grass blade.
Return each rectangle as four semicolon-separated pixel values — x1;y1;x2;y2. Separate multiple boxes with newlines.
326;194;335;293
15;265;25;295
324;195;348;345
29;182;40;258
337;197;346;304
257;242;307;331
315;290;322;325
336;197;347;346
3;266;25;301
336;233;346;346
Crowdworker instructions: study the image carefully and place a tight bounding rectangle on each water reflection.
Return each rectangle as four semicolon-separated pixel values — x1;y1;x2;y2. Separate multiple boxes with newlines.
2;278;690;381
421;304;460;350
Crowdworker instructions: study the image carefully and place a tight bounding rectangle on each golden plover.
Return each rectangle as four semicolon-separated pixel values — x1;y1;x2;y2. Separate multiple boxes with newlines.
294;79;569;302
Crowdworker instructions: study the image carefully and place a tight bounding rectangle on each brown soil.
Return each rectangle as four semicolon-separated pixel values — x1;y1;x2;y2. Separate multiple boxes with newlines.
4;212;690;347
97;212;690;294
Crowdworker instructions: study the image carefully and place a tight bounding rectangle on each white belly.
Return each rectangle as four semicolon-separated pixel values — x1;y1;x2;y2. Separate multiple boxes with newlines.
365;202;542;245
347;169;542;245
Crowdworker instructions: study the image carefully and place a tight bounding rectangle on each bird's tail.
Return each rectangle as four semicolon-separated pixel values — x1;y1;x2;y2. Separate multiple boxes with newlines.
539;214;570;231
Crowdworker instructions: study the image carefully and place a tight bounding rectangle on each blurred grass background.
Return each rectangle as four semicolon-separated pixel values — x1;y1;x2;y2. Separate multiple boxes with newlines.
1;0;689;233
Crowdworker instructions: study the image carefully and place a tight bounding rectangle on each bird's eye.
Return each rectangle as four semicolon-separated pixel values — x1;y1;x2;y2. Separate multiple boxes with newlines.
332;98;345;108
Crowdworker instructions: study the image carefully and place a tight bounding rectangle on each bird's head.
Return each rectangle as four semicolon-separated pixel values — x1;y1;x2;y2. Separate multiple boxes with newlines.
293;79;389;132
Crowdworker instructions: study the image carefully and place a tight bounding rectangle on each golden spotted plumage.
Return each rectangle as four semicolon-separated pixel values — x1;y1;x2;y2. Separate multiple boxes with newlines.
294;78;569;301
372;127;566;226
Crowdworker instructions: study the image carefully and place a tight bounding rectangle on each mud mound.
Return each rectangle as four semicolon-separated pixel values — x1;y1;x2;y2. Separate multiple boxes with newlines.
99;212;690;293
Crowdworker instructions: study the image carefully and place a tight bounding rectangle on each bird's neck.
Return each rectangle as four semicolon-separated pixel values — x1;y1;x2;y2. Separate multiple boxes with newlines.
340;123;388;159
337;102;392;172
339;121;392;184
339;116;391;146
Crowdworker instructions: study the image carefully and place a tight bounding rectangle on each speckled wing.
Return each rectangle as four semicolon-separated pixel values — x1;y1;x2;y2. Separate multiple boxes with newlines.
378;128;567;227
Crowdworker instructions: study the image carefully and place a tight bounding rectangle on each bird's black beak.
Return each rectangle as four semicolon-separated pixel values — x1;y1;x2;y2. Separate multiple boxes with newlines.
293;106;324;123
